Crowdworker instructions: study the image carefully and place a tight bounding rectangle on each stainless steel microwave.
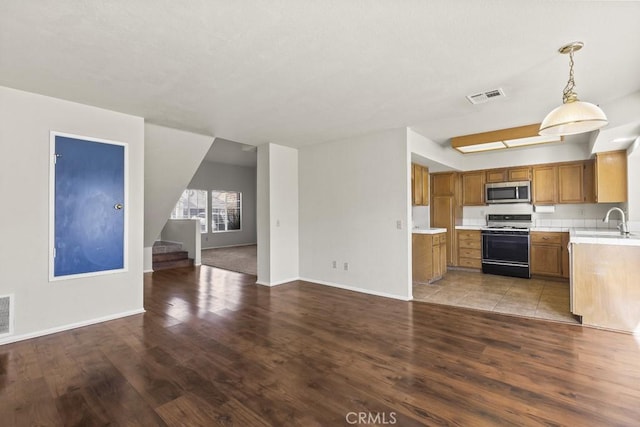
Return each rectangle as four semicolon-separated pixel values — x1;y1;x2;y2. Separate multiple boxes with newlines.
485;181;531;204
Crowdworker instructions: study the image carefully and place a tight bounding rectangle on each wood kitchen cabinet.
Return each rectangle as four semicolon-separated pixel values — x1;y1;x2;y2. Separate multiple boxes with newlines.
412;232;447;283
558;162;585;203
530;231;569;279
532;165;558;204
430;172;462;266
595;150;627;203
457;230;481;269
411;163;429;206
461;171;485;206
485;167;531;183
508;167;531;181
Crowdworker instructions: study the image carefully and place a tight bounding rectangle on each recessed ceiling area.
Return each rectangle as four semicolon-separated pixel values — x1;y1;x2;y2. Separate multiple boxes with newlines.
1;1;639;149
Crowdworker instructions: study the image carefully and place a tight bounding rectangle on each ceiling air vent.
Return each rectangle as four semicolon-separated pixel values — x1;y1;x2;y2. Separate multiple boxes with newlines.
466;88;506;105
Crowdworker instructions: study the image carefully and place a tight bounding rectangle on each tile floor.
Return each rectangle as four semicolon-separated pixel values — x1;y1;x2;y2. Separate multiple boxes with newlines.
412;270;578;324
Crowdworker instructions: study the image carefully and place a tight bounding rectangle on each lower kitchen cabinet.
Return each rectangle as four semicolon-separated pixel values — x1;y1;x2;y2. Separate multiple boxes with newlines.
412;232;447;283
530;231;569;278
457;229;481;269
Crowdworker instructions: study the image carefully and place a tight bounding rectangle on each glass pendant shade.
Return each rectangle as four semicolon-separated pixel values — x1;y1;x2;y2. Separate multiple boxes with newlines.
539;100;608;136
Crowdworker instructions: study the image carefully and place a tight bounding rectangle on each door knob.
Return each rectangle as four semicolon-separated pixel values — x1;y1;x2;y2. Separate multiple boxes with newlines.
114;203;123;210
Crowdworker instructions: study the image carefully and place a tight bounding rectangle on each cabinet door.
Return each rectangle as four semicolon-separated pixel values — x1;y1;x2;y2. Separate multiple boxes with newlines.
531;244;562;276
421;167;429;205
440;241;447;276
561;233;570;279
412;234;433;283
431;196;453;265
583;160;596;203
532;165;558;204
462;171;485;206
431;173;455;196
412;164;423;205
558;163;584;203
595;150;627;203
432;241;442;279
486;169;507;183
508;167;531;181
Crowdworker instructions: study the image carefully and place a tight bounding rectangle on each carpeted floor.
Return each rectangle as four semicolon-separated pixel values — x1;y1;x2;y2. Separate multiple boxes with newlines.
200;244;257;275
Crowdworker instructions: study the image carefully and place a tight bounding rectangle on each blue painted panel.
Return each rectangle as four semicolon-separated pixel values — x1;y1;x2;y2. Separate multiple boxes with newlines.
54;136;125;277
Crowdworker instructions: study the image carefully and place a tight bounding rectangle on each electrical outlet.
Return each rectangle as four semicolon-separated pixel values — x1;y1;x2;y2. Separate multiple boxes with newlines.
276;219;280;227
396;220;402;230
343;262;349;271
332;260;337;269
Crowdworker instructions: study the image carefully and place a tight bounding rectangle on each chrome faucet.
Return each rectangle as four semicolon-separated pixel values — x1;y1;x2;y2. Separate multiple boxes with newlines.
603;207;629;235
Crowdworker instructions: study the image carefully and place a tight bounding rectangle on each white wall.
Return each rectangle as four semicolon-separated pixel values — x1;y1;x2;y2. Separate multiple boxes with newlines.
143;123;213;249
256;145;271;282
188;161;257;249
627;138;640;225
299;129;411;300
0;86;144;343
161;219;201;265
256;143;299;285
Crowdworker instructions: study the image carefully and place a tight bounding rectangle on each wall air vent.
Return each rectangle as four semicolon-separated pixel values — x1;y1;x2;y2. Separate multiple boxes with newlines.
0;295;14;337
466;88;506;105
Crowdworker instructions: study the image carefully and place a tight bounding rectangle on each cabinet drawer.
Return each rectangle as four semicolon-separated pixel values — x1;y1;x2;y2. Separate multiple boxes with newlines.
531;232;562;245
459;248;481;259
457;230;480;240
458;239;481;250
458;257;481;269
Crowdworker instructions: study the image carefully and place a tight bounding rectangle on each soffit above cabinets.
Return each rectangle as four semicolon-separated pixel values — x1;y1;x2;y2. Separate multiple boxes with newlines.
450;124;564;154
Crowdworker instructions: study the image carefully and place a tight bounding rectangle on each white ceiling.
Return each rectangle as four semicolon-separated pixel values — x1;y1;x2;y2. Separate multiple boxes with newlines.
1;1;639;149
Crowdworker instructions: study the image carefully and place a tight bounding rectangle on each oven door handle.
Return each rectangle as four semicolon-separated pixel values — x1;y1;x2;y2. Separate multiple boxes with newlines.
482;260;529;267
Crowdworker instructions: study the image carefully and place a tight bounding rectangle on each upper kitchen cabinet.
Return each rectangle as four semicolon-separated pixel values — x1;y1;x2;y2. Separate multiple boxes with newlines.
508;167;531;181
532;165;558;204
558;162;585;204
411;163;429;206
461;171;485;206
431;172;458;197
595;150;627;203
533;161;594;205
485;167;531;183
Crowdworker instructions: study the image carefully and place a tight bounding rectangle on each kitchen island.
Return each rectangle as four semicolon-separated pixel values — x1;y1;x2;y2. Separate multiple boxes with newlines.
412;228;447;284
570;229;640;333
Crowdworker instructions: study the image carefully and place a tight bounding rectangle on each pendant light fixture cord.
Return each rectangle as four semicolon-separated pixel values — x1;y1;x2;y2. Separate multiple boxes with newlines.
562;49;578;104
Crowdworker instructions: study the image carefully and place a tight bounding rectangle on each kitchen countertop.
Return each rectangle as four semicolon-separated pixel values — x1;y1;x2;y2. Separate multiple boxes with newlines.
569;228;640;246
412;227;447;234
455;225;483;230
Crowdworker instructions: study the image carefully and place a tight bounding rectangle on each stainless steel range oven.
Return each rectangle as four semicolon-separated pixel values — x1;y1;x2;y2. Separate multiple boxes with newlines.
481;214;532;279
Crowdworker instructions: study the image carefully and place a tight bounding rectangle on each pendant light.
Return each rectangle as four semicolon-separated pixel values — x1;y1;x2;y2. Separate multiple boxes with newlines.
539;41;608;136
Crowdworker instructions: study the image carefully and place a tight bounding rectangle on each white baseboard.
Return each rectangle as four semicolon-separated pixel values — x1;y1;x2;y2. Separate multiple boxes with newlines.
299;277;411;301
0;308;146;346
256;277;299;287
143;269;154;273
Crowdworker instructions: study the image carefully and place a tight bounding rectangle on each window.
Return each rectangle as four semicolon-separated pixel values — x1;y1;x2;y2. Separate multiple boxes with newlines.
171;189;208;233
211;190;241;232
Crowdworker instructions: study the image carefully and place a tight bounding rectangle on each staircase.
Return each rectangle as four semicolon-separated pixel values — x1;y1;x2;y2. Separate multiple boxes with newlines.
152;241;194;271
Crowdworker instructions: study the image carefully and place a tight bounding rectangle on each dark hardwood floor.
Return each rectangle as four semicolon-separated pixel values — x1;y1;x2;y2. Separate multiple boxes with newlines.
2;266;640;426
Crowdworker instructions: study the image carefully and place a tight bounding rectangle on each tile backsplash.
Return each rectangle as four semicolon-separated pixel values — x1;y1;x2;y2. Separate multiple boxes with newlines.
462;203;630;229
413;202;639;231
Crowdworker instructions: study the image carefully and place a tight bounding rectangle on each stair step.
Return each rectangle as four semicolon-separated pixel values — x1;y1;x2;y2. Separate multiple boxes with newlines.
152;251;189;262
152;258;194;271
152;240;183;254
